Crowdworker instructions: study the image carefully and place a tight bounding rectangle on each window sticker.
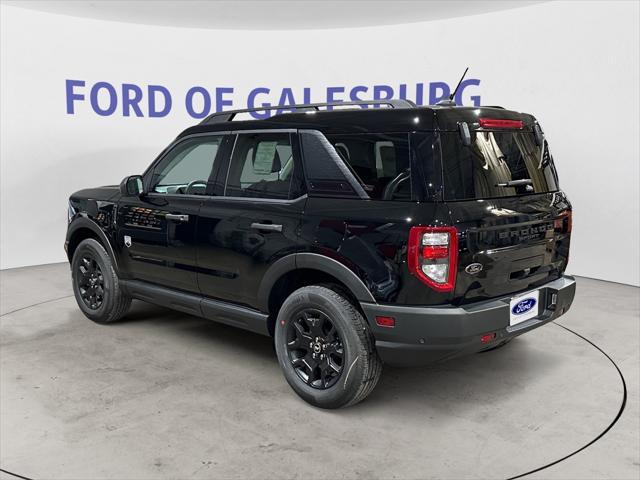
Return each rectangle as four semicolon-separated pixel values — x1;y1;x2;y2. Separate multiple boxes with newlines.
253;141;278;174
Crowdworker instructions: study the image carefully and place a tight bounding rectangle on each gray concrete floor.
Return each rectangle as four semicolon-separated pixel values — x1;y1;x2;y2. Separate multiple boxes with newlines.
0;263;638;480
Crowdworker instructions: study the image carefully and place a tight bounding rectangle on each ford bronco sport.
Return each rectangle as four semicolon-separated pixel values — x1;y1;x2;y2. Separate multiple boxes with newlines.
66;99;575;408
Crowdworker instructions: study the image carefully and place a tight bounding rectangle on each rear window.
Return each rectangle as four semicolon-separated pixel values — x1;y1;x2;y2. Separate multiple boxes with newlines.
440;131;559;200
325;133;411;201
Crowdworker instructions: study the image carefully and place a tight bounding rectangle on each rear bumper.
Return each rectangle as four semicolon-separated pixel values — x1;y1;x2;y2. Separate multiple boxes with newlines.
361;275;576;367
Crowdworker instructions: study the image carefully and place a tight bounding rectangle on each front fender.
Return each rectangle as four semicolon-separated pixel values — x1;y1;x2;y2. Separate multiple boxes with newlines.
65;216;120;274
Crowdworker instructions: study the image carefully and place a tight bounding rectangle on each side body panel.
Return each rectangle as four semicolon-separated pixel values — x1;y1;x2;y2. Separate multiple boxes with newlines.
196;196;306;309
114;194;202;293
298;197;452;306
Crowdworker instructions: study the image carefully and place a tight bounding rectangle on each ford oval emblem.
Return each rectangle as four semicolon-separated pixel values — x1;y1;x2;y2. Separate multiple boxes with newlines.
465;263;483;275
512;298;537;316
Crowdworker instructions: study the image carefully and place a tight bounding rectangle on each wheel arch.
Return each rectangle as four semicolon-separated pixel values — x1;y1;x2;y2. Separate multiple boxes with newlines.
259;253;376;336
66;217;120;274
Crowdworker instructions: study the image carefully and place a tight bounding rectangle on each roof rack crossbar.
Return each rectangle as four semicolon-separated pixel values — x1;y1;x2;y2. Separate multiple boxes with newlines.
199;99;416;124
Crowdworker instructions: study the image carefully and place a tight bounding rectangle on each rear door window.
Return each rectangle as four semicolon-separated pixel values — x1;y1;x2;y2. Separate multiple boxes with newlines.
224;132;303;200
325;133;411;201
440;131;559;200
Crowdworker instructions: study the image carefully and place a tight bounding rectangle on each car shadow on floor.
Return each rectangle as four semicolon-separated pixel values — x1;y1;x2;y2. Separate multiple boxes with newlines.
119;300;276;360
118;300;567;414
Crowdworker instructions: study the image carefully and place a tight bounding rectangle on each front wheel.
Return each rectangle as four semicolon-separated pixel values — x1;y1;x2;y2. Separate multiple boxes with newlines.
274;286;382;409
71;238;131;324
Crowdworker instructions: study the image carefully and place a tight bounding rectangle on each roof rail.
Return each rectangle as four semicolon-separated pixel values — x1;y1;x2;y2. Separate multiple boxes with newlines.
199;99;416;125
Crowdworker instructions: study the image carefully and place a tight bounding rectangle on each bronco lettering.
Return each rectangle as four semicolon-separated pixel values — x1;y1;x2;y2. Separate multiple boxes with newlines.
498;222;554;241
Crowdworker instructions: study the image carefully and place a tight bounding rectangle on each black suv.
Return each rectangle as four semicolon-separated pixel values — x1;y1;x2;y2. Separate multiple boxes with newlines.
66;100;576;408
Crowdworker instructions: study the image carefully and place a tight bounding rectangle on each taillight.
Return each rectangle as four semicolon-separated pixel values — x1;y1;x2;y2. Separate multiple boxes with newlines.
408;226;458;292
479;118;524;129
554;210;572;234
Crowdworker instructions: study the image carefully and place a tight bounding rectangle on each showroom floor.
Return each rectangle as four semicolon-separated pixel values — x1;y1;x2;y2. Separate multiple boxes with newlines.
0;264;638;480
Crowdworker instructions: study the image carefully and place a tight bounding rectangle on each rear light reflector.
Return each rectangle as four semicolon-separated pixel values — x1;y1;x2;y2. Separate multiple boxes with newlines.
554;210;573;233
375;316;395;328
479;118;524;129
481;333;497;344
554;210;572;268
408;226;458;292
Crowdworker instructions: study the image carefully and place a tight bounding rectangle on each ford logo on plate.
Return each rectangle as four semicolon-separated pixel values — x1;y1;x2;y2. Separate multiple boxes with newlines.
512;298;537;315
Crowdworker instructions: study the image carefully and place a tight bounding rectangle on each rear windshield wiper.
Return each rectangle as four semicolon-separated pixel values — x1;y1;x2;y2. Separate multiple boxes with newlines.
496;179;533;187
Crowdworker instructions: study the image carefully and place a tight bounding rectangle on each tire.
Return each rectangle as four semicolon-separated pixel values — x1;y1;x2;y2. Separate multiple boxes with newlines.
274;285;382;409
71;238;131;324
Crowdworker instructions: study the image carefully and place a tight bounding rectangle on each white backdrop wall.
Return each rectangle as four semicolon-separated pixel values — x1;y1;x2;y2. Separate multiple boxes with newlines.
1;1;639;286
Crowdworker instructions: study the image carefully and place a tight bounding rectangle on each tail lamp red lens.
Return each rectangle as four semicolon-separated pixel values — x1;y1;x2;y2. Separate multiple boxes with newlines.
408;226;458;292
479;118;524;129
554;210;573;234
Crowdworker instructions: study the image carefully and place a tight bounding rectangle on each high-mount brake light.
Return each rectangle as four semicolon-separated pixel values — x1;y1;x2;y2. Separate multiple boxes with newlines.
479;118;524;129
408;226;458;292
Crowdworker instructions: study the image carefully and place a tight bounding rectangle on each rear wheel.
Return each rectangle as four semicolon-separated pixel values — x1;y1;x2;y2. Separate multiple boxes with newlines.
71;238;131;324
274;285;382;409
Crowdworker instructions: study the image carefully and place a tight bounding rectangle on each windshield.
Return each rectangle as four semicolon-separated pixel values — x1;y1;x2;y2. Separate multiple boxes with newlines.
440;131;559;200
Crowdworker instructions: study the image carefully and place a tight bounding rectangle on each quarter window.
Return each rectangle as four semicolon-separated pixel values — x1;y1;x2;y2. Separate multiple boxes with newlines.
325;133;411;201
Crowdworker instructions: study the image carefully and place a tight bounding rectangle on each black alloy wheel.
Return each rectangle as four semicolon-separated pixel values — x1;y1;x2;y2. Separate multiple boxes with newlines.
275;285;382;408
77;254;105;310
71;238;131;323
286;308;344;389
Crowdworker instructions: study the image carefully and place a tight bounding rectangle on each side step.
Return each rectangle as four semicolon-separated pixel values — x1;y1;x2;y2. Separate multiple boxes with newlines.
121;280;270;336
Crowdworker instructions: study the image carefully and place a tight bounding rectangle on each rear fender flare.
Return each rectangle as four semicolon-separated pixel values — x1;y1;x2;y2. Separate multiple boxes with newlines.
257;253;376;311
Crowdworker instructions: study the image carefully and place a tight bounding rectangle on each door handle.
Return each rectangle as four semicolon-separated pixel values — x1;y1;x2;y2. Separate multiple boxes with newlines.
251;222;283;232
165;214;189;223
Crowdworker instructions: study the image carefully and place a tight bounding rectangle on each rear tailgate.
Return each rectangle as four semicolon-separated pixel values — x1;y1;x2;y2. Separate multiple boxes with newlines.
436;114;571;303
449;193;571;303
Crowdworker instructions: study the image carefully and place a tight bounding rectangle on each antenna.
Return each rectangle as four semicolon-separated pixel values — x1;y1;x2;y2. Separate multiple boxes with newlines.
449;67;469;102
437;67;469;106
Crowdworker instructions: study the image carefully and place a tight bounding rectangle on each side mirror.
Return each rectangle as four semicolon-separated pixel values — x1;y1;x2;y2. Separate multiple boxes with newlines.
120;175;144;196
